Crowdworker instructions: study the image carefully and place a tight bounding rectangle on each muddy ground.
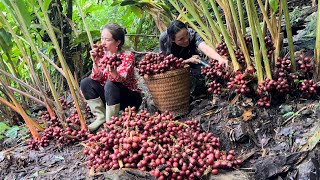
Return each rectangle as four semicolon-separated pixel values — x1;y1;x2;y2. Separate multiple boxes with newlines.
1;94;320;179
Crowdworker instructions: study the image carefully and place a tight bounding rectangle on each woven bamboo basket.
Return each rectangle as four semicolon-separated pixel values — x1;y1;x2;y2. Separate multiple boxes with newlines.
144;66;190;116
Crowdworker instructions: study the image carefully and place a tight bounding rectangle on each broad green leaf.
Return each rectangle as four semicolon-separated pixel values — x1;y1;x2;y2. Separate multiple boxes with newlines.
269;0;279;12
0;1;6;11
111;0;122;6
0;122;9;134
158;3;173;18
120;0;139;6
5;126;19;138
0;135;4;140
82;1;94;14
73;30;100;44
12;0;32;28
43;0;51;11
26;0;36;6
129;6;142;18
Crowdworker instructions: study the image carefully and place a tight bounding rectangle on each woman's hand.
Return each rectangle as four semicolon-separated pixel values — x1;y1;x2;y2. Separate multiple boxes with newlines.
198;42;229;67
218;55;229;67
90;43;106;75
90;48;100;63
105;65;119;79
183;55;201;64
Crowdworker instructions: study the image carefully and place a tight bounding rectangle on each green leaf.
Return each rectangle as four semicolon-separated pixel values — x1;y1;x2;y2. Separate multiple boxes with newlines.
36;62;42;70
0;135;4;140
43;0;51;11
0;122;9;134
111;0;121;6
129;6;142;18
0;28;13;53
282;111;295;118
82;1;94;14
269;0;279;12
0;1;6;11
2;0;32;28
73;30;100;44
26;0;36;6
5;126;19;138
120;0;139;6
293;79;300;83
30;23;44;30
13;0;32;28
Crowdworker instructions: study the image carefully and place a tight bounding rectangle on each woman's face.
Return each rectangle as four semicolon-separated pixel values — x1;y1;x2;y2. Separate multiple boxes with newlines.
173;28;189;47
101;28;121;54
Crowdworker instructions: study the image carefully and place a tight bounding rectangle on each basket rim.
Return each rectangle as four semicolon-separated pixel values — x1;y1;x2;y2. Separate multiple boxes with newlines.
144;65;190;81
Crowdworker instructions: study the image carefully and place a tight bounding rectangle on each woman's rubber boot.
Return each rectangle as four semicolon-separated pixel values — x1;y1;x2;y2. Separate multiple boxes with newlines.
106;103;120;122
86;97;106;132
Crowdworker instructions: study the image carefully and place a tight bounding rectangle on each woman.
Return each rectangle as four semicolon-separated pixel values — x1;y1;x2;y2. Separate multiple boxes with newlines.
80;23;142;132
159;20;228;66
159;20;228;96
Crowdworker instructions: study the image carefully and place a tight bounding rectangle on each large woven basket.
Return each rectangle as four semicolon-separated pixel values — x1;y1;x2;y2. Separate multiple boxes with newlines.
144;66;190;116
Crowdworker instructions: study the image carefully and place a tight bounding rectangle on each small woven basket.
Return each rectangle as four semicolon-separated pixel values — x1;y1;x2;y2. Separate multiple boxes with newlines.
144;66;190;116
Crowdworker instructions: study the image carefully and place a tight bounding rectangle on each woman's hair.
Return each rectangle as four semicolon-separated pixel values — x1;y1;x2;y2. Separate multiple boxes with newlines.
167;20;187;41
101;23;126;50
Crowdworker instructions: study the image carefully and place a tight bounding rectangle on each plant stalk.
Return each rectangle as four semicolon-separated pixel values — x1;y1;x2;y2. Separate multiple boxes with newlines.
227;0;251;67
274;2;283;61
236;0;246;34
210;0;240;71
10;1;62;119
215;0;236;45
38;50;65;77
37;0;87;130
199;0;222;44
257;0;275;40
282;0;296;72
75;0;94;48
315;0;320;79
251;0;272;80
245;0;263;82
0;78;43;138
0;11;56;118
179;0;213;43
8;86;45;106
